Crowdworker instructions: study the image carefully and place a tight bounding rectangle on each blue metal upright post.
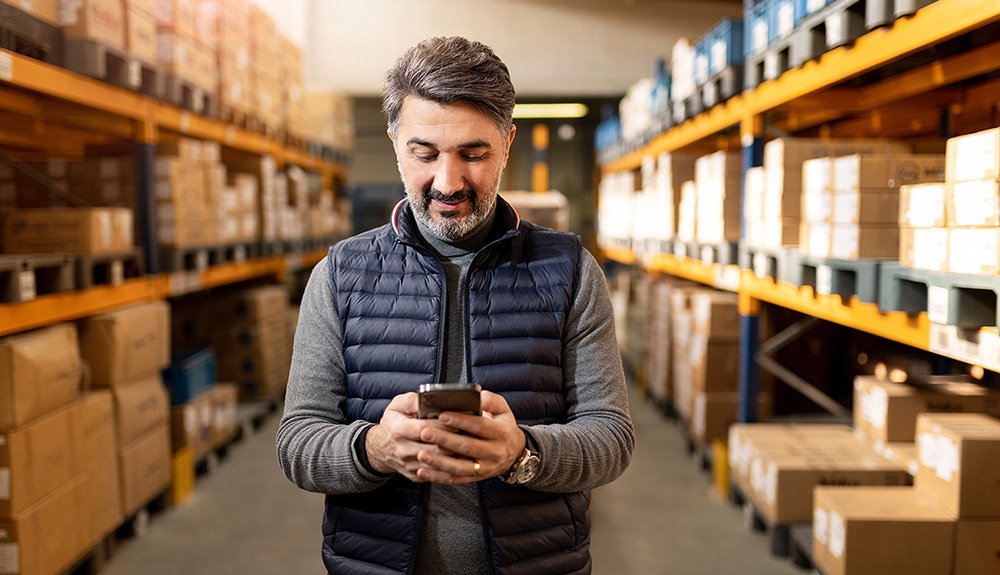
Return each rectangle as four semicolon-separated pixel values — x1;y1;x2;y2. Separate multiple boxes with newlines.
738;118;765;423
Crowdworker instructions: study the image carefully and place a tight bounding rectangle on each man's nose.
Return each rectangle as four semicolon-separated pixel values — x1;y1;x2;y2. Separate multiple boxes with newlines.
432;155;466;195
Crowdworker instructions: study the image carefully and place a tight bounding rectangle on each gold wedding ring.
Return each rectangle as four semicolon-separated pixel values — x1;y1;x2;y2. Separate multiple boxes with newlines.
472;460;481;476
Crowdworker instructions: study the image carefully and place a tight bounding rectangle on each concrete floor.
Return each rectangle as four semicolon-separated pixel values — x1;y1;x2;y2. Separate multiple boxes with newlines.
98;386;806;575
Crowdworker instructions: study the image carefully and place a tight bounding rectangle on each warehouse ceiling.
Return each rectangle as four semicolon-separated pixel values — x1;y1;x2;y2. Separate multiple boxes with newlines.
303;0;743;98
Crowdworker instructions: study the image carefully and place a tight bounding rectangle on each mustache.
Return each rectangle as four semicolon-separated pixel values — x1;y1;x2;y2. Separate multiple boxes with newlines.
424;188;476;203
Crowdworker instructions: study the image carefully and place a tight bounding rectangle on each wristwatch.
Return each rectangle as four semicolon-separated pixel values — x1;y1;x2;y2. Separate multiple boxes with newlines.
504;447;541;485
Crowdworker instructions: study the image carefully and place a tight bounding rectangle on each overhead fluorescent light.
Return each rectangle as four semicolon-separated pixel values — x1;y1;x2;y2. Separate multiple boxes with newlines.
512;103;589;119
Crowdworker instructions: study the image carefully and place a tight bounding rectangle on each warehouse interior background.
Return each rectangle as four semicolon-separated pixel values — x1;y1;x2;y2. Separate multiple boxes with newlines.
5;0;1000;574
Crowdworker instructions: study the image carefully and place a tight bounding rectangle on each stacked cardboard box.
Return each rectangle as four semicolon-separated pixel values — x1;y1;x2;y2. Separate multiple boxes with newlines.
227;155;278;242
747;138;914;250
248;2;281;130
123;0;156;63
0;323;97;574
156;137;228;247
799;153;945;257
901;126;1000;274
644;278;683;406
207;0;251;118
289;92;356;153
79;302;172;517
171;384;238;463
728;423;911;525
693;151;742;244
214;285;291;400
675;180;698;243
852;374;1000;456
2;207;133;254
59;0;126;49
155;0;215;93
279;35;304;133
813;413;1000;575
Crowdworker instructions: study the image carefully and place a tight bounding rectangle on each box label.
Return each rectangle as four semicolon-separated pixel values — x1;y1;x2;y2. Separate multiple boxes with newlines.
814;507;829;546
928;286;950;325
0;468;8;499
0;543;19;574
829;511;846;559
917;431;960;482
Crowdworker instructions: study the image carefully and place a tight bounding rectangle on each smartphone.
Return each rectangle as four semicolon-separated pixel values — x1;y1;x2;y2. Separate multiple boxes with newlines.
417;383;482;419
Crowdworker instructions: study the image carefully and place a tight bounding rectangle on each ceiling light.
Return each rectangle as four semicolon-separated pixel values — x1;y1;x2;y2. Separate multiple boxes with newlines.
513;103;589;119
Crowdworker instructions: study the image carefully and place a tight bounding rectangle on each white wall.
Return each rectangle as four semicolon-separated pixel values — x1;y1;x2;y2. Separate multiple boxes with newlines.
301;0;742;97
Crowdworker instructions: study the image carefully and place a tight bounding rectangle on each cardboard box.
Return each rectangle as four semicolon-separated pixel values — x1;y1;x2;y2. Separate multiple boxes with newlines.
2;208;133;254
955;520;1000;575
80;390;123;541
10;0;58;24
947;227;1000;275
59;0;126;48
112;375;170;447
763;138;913;172
831;154;945;191
210;383;239;449
831;190;899;224
853;375;998;446
915;412;1000;518
79;301;171;387
0;475;91;575
946;127;1000;182
689;337;740;394
154;0;195;37
899;227;948;271
948;178;1000;227
690;290;740;341
170;389;213;461
800;221;831;258
124;5;157;62
0;402;84;518
829;224;898;259
224;285;288;322
690;392;771;446
812;486;955;575
119;422;171;516
0;323;82;431
899;183;947;228
157;32;195;79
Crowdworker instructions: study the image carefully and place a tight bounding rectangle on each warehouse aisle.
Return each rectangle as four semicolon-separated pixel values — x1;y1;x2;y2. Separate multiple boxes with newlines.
99;387;803;575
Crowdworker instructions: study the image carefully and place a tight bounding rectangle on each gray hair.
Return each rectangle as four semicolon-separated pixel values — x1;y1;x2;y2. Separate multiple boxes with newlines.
382;36;516;138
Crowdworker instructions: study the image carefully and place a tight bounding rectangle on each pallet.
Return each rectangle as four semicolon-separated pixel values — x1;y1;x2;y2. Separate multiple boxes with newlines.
700;65;744;109
74;249;144;290
0;2;63;66
62;39;162;97
0;253;74;302
159;241;261;273
788;254;886;304
687;240;740;267
162;74;218;117
739;243;800;285
789;524;817;571
879;263;1000;328
740;494;805;558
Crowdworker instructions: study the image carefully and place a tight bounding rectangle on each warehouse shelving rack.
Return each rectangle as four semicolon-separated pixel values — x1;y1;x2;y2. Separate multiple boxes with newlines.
600;0;1000;422
0;48;347;337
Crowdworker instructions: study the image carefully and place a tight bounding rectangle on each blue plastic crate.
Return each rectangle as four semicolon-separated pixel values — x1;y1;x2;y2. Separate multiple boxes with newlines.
162;348;216;405
744;0;771;56
707;18;745;75
693;35;711;86
770;0;800;41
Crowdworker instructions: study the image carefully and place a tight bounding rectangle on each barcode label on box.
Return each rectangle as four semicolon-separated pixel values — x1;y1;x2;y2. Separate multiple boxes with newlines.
0;53;12;82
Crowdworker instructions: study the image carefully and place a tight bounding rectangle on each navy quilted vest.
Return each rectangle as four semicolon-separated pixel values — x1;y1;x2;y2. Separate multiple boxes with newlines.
321;198;591;575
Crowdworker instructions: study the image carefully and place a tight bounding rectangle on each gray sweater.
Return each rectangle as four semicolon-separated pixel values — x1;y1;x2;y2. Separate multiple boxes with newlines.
276;211;634;574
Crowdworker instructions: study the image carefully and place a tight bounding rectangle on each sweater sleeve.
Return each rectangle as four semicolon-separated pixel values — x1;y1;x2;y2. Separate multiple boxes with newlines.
521;247;636;492
275;255;393;494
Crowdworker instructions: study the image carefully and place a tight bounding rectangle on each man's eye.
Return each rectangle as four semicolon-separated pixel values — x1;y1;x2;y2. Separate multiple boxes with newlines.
463;154;484;162
416;155;438;162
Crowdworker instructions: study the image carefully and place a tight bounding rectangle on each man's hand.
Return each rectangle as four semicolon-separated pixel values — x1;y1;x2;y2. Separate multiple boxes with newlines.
414;390;526;485
365;390;526;485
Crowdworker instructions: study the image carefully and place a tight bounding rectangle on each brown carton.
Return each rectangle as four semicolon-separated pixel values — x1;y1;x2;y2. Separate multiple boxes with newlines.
915;412;1000;518
2;207;133;254
0;402;84;518
80;390;123;541
899;182;947;228
955;520;1000;575
124;5;157;62
830;154;945;191
812;486;955;575
690;290;740;340
59;0;126;48
112;375;170;447
0;323;82;430
853;375;997;446
119;422;171;516
209;383;239;449
79;302;170;387
224;285;288;322
0;475;91;575
946;127;1000;182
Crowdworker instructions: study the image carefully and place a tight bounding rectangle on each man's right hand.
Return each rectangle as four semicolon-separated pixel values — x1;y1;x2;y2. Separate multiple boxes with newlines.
365;392;454;482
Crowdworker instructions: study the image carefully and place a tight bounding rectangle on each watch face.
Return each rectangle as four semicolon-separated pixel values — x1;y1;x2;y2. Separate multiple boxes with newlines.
517;454;541;483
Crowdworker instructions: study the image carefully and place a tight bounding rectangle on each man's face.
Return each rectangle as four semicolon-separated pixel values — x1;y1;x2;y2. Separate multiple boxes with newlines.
390;97;516;240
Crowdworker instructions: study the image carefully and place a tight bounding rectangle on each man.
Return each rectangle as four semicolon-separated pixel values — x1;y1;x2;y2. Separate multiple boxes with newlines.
276;36;634;575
